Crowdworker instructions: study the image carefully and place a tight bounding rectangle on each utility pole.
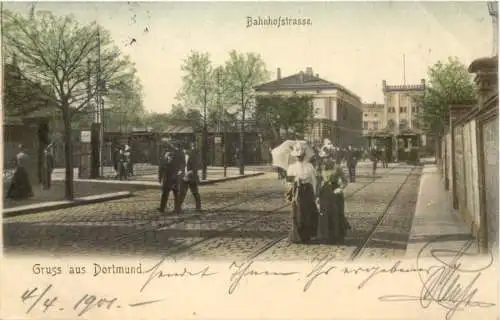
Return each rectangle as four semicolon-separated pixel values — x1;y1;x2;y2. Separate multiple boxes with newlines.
96;26;104;177
217;69;227;177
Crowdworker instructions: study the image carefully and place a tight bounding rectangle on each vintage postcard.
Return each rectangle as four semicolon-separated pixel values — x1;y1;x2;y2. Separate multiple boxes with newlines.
1;1;498;319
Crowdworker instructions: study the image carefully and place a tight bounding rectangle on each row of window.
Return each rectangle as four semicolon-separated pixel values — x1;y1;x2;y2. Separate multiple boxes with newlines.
363;120;419;130
387;107;418;113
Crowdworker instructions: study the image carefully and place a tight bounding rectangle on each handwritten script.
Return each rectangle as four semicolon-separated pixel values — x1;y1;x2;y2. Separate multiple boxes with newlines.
378;237;496;320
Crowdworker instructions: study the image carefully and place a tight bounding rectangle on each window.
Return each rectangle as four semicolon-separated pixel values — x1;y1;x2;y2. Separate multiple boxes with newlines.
388;107;396;113
372;121;379;130
363;121;369;130
364;113;368;117
412;120;419;128
412;106;418;113
374;113;378;117
400;107;407;113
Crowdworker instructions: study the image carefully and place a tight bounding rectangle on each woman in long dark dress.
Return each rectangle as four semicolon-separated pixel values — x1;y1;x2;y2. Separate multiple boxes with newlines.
285;142;319;244
316;159;351;244
7;145;34;200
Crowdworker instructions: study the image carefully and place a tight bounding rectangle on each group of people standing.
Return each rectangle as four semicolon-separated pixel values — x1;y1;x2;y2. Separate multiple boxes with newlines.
157;141;202;214
283;139;351;245
113;144;133;180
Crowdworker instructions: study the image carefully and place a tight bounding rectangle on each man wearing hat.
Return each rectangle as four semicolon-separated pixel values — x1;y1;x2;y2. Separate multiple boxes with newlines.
158;151;181;214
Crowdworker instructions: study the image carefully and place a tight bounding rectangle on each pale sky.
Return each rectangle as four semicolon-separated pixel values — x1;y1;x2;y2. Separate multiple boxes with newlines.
4;1;495;113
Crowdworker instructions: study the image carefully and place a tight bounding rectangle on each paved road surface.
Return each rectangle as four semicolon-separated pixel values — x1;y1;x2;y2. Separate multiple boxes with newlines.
3;163;422;261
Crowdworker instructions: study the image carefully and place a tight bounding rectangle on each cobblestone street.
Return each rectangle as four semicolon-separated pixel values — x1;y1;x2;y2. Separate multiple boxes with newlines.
3;163;422;261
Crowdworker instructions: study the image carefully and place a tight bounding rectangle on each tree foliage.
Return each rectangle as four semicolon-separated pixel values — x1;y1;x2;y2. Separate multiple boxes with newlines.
255;95;314;145
176;51;217;122
2;9;140;199
223;51;271;119
2;10;136;117
418;57;477;135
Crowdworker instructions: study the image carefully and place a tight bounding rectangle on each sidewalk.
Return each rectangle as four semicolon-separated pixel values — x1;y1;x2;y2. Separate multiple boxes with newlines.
405;163;477;258
52;167;264;187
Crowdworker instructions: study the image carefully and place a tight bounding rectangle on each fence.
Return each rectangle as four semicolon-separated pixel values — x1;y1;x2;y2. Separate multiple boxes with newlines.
441;56;498;254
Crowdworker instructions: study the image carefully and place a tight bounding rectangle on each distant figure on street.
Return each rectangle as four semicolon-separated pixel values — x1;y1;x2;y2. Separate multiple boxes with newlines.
124;144;133;176
112;146;120;177
7;144;34;200
43;143;55;190
346;145;358;183
381;147;389;168
370;146;380;176
158;151;181;214
179;142;202;212
118;146;128;180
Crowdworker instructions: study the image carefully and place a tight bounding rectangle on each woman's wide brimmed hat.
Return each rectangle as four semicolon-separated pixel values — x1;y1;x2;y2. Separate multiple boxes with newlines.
290;142;306;157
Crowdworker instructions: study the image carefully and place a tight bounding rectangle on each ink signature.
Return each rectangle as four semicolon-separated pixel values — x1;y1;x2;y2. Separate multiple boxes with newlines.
378;237;496;320
303;255;337;292
228;259;299;294
140;255;217;292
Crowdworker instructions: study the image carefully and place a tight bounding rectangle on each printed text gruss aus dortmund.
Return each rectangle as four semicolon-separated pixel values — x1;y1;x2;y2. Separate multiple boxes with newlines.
246;16;312;28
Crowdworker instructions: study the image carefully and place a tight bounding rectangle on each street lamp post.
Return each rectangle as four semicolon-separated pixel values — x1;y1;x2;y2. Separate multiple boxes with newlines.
488;1;498;56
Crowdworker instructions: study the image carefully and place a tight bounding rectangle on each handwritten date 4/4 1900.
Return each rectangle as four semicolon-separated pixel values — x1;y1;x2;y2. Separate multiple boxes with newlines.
21;284;162;317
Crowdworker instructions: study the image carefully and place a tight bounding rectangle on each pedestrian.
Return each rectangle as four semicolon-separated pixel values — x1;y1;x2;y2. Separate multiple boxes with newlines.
124;144;133;177
346;145;358;183
316;159;351;244
112;146;120;178
42;143;55;190
118;146;128;180
284;142;319;244
158;151;181;214
6;144;34;200
381;147;389;168
370;146;379;176
179;142;202;212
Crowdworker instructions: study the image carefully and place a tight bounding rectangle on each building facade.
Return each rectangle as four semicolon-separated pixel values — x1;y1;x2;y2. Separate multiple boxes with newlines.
362;102;385;136
254;67;363;147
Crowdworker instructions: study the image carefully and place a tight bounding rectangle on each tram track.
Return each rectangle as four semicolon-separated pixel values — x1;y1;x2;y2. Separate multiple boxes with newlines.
348;166;419;261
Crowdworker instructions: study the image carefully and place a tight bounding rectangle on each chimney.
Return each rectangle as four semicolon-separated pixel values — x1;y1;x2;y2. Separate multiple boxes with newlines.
382;80;387;88
299;71;304;83
277;67;281;80
306;67;313;76
420;79;426;86
315;73;319;78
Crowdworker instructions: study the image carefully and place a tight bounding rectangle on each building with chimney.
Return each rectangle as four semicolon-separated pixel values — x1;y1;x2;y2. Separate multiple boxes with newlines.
253;67;363;147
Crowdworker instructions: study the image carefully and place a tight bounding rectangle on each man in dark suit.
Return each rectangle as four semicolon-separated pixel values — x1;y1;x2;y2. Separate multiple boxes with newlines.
179;142;202;211
158;151;181;214
346;145;358;183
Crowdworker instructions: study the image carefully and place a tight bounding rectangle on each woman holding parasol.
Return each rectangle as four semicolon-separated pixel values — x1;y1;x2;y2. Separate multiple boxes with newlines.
272;140;319;244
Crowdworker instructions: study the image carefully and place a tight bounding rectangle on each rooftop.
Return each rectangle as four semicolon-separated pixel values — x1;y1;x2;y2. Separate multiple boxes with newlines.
382;79;426;93
254;67;361;101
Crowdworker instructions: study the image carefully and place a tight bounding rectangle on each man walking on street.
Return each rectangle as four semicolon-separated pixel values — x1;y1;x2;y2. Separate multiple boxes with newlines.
381;147;389;168
43;143;55;190
371;146;380;176
346;145;358;183
158;151;181;214
179;142;202;212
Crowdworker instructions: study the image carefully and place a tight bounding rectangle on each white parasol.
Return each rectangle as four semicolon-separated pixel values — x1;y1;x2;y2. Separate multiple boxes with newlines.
271;140;315;170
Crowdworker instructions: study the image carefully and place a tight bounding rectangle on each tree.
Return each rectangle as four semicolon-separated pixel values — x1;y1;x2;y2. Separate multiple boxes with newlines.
255;95;314;145
177;51;218;180
104;73;145;132
418;57;477;136
2;9;137;199
224;51;270;174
